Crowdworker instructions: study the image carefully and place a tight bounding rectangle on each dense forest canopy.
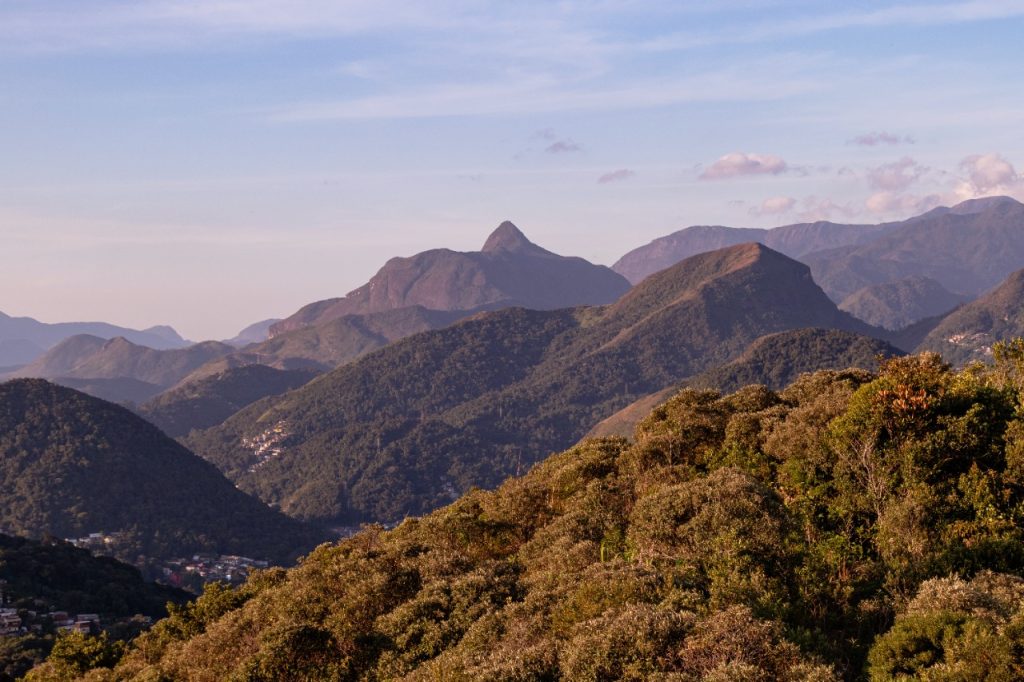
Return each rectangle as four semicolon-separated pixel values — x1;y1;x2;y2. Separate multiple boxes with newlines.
0;379;322;564
33;342;1024;680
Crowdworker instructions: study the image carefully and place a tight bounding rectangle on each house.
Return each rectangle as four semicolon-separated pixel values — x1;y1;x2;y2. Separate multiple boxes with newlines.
0;609;22;636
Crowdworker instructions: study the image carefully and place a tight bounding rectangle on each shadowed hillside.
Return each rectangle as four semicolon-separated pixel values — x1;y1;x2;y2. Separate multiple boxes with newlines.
0;380;323;565
187;243;882;526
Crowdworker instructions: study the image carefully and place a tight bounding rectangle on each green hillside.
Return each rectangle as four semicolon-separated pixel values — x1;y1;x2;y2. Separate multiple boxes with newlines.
138;365;319;437
51;346;1024;680
918;268;1024;365
0;533;188;681
187;243;881;525
589;328;903;438
0;379;323;564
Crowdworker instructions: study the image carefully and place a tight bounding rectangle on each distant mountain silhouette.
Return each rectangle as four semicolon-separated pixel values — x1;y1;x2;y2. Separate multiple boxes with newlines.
838;276;970;330
6;335;234;403
271;221;630;335
613;221;887;285
174;223;632;397
803;196;1024;301
187;243;883;526
223;318;281;347
0;311;188;367
613;198;1024;307
0;379;322;563
917;267;1024;364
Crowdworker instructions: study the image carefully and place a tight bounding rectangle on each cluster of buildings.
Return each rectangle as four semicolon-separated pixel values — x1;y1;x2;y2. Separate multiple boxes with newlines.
241;421;290;472
0;607;102;637
65;531;131;552
160;554;270;590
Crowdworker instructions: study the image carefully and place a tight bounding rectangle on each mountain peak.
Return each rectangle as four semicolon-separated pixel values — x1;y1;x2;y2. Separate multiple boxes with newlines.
948;195;1022;215
481;221;543;254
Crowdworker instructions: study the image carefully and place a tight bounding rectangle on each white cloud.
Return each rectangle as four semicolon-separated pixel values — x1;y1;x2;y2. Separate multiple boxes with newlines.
950;153;1024;201
700;152;788;180
750;196;796;216
866;157;927;191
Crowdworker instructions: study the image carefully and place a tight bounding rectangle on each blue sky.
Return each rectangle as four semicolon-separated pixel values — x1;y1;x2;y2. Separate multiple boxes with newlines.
2;0;1024;340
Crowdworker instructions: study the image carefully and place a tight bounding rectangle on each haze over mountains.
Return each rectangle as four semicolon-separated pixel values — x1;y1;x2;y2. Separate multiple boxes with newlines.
0;311;188;368
4;336;235;403
271;221;631;335
185;243;884;525
616;196;1024;332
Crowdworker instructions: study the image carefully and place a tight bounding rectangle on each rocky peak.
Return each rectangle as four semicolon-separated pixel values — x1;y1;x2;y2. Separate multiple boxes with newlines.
481;221;548;255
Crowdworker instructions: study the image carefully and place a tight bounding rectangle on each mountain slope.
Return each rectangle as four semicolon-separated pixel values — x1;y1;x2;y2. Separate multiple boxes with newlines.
804;196;1024;301
0;533;189;680
223;319;280;347
7;337;235;403
588;328;902;438
187;243;882;525
195;306;469;378
93;355;1024;681
837;275;969;330
613;220;887;284
138;364;320;437
916;267;1024;364
271;221;631;335
0;379;321;564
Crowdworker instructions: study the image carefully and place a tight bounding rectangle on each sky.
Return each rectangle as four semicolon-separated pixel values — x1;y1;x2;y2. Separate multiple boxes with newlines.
2;0;1024;340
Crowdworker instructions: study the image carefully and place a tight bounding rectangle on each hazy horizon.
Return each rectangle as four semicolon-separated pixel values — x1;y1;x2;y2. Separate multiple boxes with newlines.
3;1;1024;340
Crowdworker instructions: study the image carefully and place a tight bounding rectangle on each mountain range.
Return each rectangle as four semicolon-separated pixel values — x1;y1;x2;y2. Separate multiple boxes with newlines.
3;336;235;404
184;243;883;526
0;312;188;368
614;196;1024;331
271;221;631;335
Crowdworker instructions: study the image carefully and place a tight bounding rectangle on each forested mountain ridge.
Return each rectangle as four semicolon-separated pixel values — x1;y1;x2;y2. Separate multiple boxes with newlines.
186;243;883;526
918;267;1024;365
49;347;1024;681
838;275;969;330
803;195;1024;301
137;364;320;437
0;379;322;564
587;328;902;438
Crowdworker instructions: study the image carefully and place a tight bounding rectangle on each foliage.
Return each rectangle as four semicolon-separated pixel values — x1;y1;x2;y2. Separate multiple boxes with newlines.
0;379;324;564
0;533;188;681
189;244;878;525
138;364;318;437
48;347;1023;680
